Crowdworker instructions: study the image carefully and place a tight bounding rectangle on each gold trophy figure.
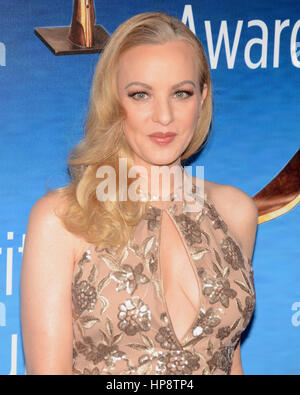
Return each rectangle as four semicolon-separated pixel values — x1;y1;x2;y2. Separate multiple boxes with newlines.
34;0;110;55
68;0;95;48
253;149;300;224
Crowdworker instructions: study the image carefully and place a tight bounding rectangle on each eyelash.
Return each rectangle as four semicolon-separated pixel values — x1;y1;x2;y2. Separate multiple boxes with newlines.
128;90;194;100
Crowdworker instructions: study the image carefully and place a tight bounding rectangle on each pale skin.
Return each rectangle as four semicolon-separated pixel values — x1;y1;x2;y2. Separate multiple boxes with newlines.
21;40;258;374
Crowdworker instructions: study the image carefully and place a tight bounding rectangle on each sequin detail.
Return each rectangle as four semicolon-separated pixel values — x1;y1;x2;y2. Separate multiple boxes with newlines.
72;181;255;375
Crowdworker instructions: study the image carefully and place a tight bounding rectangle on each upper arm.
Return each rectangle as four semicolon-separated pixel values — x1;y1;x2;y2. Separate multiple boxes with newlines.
21;191;76;374
213;184;258;262
227;185;258;261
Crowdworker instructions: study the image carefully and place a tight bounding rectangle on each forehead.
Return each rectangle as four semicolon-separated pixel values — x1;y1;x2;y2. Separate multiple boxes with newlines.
117;40;199;84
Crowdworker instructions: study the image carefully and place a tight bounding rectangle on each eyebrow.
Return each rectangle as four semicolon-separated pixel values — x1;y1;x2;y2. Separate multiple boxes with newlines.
124;80;196;90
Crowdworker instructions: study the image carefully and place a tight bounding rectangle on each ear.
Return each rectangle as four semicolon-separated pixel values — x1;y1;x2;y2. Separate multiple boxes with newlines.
200;83;208;107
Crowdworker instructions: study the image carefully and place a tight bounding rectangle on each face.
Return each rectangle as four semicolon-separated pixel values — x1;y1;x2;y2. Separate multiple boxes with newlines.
117;40;208;169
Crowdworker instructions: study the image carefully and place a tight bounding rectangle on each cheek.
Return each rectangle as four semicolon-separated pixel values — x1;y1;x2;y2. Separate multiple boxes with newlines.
124;103;151;123
122;98;200;136
123;103;150;131
176;101;200;130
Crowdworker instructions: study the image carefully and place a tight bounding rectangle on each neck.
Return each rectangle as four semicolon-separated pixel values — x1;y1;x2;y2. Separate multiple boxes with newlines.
133;159;185;201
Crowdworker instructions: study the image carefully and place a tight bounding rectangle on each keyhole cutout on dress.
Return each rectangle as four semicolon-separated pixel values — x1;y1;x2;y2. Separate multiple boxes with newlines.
159;210;201;344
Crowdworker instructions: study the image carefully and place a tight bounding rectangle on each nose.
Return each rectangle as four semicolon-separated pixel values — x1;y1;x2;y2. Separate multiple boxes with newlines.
151;96;174;126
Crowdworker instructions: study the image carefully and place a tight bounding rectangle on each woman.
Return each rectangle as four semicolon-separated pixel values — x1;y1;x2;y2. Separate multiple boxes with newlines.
21;12;258;375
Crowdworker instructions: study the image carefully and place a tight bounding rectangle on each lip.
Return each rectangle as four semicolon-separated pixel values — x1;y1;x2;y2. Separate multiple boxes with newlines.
148;132;177;146
149;132;177;138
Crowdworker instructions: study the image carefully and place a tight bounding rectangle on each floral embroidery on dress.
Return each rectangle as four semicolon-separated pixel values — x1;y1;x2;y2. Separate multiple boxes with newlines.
204;201;228;234
216;318;241;341
74;316;129;372
82;367;101;375
207;345;235;374
72;280;97;316
155;326;179;351
237;295;256;327
221;236;245;270
191;307;222;337
117;297;151;336
72;179;256;375
198;265;237;308
173;213;203;247
111;263;150;295
144;205;161;231
72;250;97;316
156;349;201;375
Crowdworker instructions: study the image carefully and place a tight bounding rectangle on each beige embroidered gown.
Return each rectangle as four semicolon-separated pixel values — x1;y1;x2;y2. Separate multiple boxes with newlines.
71;175;256;375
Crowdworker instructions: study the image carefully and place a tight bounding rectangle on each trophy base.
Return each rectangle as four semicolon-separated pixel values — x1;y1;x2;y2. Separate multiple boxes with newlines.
34;25;110;55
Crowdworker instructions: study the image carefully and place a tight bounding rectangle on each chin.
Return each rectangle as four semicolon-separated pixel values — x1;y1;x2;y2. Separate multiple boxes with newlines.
133;147;182;168
145;154;178;167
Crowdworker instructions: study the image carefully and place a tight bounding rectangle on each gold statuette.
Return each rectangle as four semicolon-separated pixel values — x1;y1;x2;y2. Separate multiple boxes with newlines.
253;149;300;224
34;0;110;56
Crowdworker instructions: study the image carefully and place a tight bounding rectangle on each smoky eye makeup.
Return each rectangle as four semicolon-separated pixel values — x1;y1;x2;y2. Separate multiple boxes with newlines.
127;91;148;100
174;89;194;98
128;89;194;100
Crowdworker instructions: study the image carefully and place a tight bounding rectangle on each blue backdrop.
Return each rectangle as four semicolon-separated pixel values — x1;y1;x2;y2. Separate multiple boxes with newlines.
0;0;299;375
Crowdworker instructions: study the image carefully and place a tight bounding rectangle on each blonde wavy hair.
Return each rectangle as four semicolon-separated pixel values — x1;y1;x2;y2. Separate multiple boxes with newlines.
53;11;213;254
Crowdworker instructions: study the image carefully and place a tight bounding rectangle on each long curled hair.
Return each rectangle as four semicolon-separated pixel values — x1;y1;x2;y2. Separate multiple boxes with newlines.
53;11;213;254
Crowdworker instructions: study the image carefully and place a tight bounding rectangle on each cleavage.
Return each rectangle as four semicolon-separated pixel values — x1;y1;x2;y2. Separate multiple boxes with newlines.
159;209;201;343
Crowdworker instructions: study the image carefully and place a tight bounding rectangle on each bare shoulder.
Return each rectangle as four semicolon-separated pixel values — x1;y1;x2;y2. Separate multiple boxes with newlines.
21;189;82;374
26;189;89;266
204;180;258;219
28;189;70;237
203;179;258;260
29;189;64;221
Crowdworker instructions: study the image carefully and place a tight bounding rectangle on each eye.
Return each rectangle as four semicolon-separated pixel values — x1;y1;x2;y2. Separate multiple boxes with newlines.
128;91;148;100
127;90;194;100
175;91;193;98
